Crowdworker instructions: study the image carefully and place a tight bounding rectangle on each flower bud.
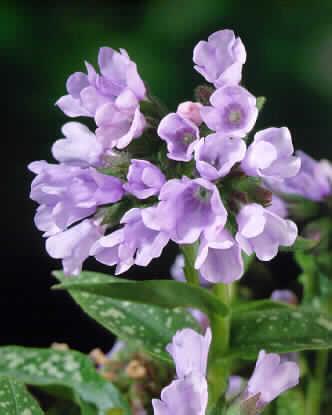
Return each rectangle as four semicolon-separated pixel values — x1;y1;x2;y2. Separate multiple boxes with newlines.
194;84;214;105
177;101;203;125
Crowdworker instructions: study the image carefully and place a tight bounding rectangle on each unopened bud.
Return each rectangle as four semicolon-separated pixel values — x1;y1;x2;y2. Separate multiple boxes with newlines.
254;187;273;207
177;101;203;125
126;359;147;379
194;85;214;105
90;348;110;366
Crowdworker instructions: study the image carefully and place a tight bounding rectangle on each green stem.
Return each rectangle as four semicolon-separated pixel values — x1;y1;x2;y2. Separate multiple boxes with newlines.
305;350;328;415
180;244;200;286
208;283;233;407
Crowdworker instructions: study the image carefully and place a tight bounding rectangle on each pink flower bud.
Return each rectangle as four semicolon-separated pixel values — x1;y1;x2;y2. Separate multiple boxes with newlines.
177;101;203;125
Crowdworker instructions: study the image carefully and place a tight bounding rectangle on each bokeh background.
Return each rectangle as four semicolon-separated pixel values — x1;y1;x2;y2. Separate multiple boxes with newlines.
2;0;332;352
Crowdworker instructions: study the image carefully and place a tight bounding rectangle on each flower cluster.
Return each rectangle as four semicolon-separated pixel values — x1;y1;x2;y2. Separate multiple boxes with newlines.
153;328;299;414
28;28;313;281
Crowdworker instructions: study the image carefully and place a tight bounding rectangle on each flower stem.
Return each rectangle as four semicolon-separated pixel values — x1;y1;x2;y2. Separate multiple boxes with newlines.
208;283;233;408
181;244;200;286
305;350;328;415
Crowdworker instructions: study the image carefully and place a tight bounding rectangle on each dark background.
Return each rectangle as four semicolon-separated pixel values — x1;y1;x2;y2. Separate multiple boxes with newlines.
2;0;332;353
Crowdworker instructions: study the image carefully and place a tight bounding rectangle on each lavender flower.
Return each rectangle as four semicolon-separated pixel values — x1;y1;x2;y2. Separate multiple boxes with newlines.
52;122;103;168
177;101;203;125
245;350;300;409
319;159;332;184
269;151;331;201
157;113;200;161
29;161;123;236
95;102;146;150
166;328;211;378
195;226;244;284
57;47;145;117
142;178;227;244
91;208;169;274
195;134;246;180
241;127;300;181
225;376;246;402
123;159;166;199
193;29;246;87
235;204;297;261
56;47;146;150
152;373;208;415
201;85;257;138
153;328;210;415
266;194;288;218
46;219;103;275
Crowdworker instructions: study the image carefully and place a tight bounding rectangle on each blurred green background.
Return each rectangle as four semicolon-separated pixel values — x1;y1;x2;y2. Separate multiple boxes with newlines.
2;0;332;350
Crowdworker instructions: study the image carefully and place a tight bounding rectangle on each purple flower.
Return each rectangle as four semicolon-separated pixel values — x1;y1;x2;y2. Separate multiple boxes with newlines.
245;350;300;409
190;309;210;332
52;122;103;168
193;29;246;88
91;208;169;274
166;328;211;378
235;204;297;261
142;178;227;244
225;376;246;402
266;194;288;218
95;103;146;150
195;227;244;284
46;219;103;275
152;373;208;415
241;127;300;181
29;161;124;236
56;47;146;150
123;159;166;199
195;134;246;180
271;289;298;305
56;47;145;117
320;159;332;184
269;151;331;201
177;101;203;126
201;85;257;138
170;254;209;286
157;113;200;161
153;328;210;415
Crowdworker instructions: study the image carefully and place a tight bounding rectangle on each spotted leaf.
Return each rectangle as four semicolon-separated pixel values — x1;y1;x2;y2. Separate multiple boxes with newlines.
0;347;129;415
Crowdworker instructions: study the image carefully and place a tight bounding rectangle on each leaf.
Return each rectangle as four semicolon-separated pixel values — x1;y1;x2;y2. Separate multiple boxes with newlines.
54;271;229;317
54;271;200;362
232;300;290;314
0;347;129;415
231;308;332;359
276;389;305;415
0;376;44;414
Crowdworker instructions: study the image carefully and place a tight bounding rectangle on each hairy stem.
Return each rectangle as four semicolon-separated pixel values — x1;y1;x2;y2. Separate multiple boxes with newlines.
306;350;328;415
180;244;200;286
208;283;233;407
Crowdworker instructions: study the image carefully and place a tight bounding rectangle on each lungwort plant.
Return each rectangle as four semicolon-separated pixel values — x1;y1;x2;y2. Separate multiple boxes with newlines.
7;28;332;414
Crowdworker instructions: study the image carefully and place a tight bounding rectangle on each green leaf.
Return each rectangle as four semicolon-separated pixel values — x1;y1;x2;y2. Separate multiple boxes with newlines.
54;271;200;362
0;376;44;414
54;271;228;318
231;308;332;359
276;388;305;415
0;347;129;415
232;299;290;314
